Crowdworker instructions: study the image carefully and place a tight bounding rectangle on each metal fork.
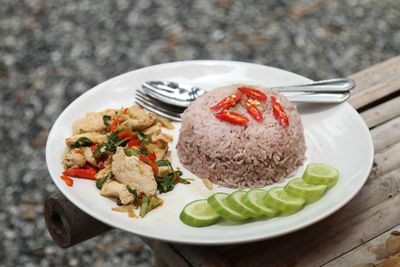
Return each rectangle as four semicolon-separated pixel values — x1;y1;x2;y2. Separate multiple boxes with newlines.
134;90;183;121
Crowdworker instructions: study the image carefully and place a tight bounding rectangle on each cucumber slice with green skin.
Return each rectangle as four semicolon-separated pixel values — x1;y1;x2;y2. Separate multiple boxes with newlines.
227;190;260;218
285;178;328;204
242;189;278;218
303;163;339;189
180;199;220;227
208;193;249;221
264;187;305;215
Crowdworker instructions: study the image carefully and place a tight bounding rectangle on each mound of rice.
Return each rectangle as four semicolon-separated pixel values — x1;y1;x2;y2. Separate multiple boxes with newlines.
176;84;306;188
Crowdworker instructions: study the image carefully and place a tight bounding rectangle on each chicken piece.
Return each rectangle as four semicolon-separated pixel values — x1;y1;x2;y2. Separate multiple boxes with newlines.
143;122;162;136
82;147;97;167
111;148;157;195
62;149;86;169
100;181;133;205
100;108;118;117
72;112;107;134
154;144;168;161
119;105;156;131
95;165;111;180
151;132;173;144
65;132;107;147
155;115;174;130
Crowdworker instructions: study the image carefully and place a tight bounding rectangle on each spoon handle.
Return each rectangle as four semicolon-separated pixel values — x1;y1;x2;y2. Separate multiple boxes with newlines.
282;91;351;103
273;78;355;92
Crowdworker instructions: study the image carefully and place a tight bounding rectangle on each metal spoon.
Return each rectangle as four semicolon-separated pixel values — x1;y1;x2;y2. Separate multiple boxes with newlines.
142;78;354;107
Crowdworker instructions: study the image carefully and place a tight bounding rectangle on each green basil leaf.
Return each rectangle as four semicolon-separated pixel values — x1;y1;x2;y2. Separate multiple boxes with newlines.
103;115;111;126
179;178;191;184
96;171;113;189
156;159;171;167
124;147;140;157
70;137;93;149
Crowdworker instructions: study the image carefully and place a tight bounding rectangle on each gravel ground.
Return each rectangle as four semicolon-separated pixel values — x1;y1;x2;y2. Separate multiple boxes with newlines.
0;0;399;266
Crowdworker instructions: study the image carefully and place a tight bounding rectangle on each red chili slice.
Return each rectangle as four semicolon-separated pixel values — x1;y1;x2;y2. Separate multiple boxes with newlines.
121;107;129;114
210;92;243;110
271;96;289;127
90;143;98;152
238;87;267;101
139;153;158;175
244;99;263;123
215;111;249;125
60;174;74;187
108;117;120;132
147;152;157;162
63;168;97;180
127;139;141;147
73;149;84;155
118;131;136;140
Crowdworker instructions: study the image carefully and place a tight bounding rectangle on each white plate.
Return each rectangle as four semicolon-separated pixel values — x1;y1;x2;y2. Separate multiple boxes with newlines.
46;60;374;245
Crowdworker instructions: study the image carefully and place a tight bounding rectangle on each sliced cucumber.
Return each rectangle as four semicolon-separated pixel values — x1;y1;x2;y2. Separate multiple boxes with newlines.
242;189;278;218
227;190;259;218
285;178;327;204
303;163;339;189
207;193;248;221
180;199;220;227
264;187;305;215
179;199;220;227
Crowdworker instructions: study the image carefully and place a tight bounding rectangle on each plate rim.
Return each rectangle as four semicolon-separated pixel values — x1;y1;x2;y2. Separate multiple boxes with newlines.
46;60;374;245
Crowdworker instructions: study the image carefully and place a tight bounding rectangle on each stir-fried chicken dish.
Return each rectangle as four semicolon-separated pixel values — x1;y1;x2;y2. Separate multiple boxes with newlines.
61;104;189;217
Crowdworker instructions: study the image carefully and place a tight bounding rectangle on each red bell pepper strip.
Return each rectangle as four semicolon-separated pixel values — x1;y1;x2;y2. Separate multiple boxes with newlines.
210;92;243;110
244;99;263;123
108;117;120;132
73;149;84;155
127;139;141;147
90;143;98;152
60;174;74;187
271;96;289;127
215;111;249;125
238;87;267;101
118;131;137;140
121;107;129;114
63;168;97;180
147;152;156;162
139;153;158;175
149;161;159;176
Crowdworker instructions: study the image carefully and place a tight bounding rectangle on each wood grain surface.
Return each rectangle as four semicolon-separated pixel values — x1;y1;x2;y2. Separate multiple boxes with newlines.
148;56;400;267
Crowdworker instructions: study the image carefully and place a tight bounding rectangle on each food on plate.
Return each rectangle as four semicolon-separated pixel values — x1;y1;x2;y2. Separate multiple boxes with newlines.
180;163;339;227
264;187;305;215
227;190;260;218
284;178;327;204
207;193;249;221
242;189;277;218
180;199;220;227
177;84;306;188
61;104;189;217
303;163;339;189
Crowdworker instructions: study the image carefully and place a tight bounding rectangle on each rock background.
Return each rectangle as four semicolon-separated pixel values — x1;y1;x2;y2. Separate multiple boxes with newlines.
1;0;399;266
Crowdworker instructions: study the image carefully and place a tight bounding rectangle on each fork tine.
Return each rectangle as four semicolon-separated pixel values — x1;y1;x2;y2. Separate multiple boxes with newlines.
136;90;186;113
134;92;182;122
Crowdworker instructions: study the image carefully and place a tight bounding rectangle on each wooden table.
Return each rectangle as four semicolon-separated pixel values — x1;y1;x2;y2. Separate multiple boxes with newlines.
44;56;400;267
144;56;400;267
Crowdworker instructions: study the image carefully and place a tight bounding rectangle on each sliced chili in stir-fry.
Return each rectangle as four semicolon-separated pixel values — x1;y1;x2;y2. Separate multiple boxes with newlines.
63;168;97;180
60;174;74;187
